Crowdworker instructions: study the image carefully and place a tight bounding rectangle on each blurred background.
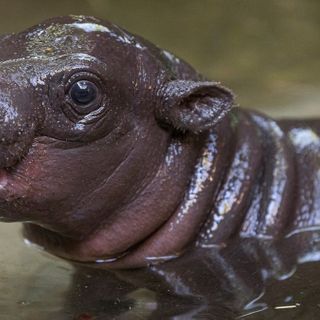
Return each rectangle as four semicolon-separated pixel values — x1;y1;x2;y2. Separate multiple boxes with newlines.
0;0;319;118
0;1;318;319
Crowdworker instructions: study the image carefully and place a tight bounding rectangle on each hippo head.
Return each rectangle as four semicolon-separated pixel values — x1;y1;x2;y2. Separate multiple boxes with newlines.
0;16;233;267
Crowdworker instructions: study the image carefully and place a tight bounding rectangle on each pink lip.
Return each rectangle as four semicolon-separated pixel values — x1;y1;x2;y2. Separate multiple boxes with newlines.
0;169;8;189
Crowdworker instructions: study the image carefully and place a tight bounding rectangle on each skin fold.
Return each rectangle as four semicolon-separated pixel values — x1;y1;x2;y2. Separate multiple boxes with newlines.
0;15;318;269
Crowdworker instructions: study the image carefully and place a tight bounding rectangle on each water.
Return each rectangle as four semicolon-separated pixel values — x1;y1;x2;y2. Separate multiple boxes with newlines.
3;224;320;319
0;0;319;319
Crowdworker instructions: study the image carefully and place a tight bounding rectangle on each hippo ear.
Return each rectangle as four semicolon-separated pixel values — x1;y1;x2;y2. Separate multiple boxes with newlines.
157;80;234;133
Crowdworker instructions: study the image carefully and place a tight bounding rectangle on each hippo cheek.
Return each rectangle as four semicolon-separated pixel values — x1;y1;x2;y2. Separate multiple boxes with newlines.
0;124;150;237
0;143;102;229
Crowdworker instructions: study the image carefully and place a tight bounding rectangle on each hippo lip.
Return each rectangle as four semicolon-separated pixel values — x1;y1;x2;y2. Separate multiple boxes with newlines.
0;163;20;190
0;168;8;189
0;139;35;192
0;155;29;198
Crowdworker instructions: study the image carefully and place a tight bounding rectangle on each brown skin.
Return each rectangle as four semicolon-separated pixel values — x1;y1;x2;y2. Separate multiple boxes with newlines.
0;15;319;269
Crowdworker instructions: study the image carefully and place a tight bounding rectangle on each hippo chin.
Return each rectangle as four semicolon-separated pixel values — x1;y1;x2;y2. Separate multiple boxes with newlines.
0;15;318;269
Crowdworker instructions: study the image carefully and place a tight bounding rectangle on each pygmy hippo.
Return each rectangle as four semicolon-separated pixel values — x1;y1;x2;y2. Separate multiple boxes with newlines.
0;16;319;269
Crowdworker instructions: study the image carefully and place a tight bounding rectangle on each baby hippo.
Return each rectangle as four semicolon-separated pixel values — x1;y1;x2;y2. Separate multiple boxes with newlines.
0;16;318;269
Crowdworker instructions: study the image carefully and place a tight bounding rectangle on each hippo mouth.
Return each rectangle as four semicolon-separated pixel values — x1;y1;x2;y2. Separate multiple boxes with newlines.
0;168;8;189
0;151;26;191
0;166;23;221
0;137;42;222
0;139;34;190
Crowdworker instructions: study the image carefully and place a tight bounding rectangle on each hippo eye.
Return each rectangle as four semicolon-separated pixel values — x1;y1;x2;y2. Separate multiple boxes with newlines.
69;80;98;105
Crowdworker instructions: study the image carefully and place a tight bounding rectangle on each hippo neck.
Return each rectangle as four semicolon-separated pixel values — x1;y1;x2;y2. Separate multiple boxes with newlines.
197;110;297;248
197;112;320;248
104;117;236;267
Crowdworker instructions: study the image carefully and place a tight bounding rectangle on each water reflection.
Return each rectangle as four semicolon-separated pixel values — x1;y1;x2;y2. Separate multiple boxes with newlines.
64;230;320;319
4;225;320;318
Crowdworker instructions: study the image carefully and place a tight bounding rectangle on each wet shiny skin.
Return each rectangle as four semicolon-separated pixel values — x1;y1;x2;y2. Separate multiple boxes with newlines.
0;16;318;269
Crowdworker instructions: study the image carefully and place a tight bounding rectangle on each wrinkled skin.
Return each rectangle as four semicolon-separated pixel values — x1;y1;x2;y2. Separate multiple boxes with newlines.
0;15;319;269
